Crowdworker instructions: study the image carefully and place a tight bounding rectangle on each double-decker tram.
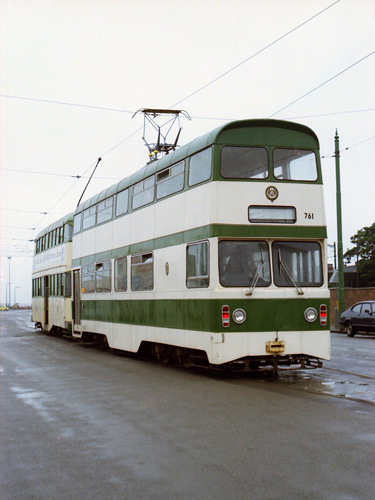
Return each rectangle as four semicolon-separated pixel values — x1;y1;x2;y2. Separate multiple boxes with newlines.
32;214;74;333
33;119;330;370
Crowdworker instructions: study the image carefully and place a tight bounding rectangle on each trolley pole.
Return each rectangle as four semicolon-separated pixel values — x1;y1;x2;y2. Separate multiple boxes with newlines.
334;130;345;315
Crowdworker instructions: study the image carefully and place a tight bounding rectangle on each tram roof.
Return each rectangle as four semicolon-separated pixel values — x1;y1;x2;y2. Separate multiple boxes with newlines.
75;118;319;214
35;213;74;240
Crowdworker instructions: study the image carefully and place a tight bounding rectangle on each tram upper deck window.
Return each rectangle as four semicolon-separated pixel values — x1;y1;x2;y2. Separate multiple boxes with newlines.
186;241;209;288
188;148;212;187
97;197;113;224
73;213;82;234
219;241;270;287
273;149;317;181
64;223;73;242
132;176;155;210
221;147;268;179
156;161;185;199
272;241;323;287
116;189;129;217
82;206;96;230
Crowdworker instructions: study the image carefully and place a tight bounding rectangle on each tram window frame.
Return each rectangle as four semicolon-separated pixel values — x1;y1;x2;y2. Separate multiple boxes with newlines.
272;241;323;288
188;147;212;187
132;176;155;210
249;205;296;224
97;197;113;225
73;213;82;234
114;256;127;292
131;252;154;291
220;146;269;179
219;240;271;288
116;189;129;217
186;241;209;288
65;272;72;297
82;206;96;231
81;264;95;293
95;261;112;293
273;148;318;182
64;223;73;243
156;161;185;200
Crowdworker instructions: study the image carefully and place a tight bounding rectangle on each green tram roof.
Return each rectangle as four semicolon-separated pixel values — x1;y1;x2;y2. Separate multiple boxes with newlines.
75;118;319;214
35;213;74;240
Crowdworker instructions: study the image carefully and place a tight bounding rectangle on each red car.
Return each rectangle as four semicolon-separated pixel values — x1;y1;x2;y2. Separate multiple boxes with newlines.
340;301;375;337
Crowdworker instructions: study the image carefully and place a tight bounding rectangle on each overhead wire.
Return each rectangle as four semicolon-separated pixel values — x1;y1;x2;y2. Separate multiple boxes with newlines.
169;0;341;109
268;51;375;118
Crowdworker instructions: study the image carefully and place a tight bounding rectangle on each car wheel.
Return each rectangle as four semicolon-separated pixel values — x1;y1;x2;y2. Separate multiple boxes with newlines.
345;321;356;337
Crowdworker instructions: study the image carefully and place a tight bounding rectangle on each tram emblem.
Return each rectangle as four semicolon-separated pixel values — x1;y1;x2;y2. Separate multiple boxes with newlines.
265;186;279;202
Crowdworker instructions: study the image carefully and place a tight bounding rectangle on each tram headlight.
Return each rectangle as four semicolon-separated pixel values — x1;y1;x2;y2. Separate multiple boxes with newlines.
304;307;318;323
232;308;246;324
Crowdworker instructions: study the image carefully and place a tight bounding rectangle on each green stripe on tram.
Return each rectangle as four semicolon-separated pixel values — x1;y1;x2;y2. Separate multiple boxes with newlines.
73;224;327;267
79;298;330;333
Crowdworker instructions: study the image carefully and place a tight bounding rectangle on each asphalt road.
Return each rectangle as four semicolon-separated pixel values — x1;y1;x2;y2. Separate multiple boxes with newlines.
1;310;374;500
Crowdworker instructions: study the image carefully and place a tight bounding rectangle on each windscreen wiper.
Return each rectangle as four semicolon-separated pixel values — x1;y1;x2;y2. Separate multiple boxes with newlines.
246;250;265;296
278;250;304;295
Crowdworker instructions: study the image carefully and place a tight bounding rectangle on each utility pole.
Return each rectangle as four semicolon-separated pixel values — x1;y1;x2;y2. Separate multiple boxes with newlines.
334;130;345;315
7;256;12;307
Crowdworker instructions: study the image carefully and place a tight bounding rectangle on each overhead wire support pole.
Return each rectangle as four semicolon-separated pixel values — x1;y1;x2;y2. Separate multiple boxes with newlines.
334;130;345;316
76;157;102;207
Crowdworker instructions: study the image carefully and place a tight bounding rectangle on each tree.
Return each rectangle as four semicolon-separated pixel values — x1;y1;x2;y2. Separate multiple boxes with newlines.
344;223;375;286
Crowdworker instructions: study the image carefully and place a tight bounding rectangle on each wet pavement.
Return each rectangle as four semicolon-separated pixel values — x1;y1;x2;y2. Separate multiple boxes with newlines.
1;310;375;500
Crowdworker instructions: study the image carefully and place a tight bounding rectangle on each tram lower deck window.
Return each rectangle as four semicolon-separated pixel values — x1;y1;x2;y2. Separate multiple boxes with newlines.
272;241;323;287
131;253;153;291
186;241;209;288
219;241;270;287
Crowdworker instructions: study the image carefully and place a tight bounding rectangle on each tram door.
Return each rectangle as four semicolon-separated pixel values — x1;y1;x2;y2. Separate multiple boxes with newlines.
73;270;82;334
44;275;49;328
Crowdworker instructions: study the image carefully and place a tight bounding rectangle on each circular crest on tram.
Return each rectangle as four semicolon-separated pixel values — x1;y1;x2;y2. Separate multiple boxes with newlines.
265;186;279;202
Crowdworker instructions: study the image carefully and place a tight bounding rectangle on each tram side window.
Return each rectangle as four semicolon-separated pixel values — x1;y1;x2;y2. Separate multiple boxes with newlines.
221;146;268;179
188;148;212;187
96;262;112;293
97;197;113;224
73;213;82;234
114;257;127;292
131;253;153;291
272;241;323;287
65;272;72;297
156;161;185;199
219;241;271;287
186;241;209;288
132;177;155;210
273;149;317;181
81;264;95;293
64;223;73;243
116;189;129;217
82;206;96;230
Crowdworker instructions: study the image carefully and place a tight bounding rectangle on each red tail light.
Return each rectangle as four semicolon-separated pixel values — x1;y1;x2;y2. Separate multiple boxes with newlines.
320;304;327;326
222;305;230;327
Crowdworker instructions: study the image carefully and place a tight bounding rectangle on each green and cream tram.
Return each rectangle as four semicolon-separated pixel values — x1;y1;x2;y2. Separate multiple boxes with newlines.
32;214;73;333
33;119;330;370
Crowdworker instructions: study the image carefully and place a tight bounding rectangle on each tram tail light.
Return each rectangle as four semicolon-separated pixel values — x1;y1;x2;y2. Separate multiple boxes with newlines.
320;304;327;326
222;305;230;327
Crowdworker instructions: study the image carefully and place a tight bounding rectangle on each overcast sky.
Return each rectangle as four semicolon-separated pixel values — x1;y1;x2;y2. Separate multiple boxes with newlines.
1;0;374;305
